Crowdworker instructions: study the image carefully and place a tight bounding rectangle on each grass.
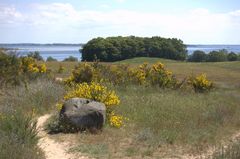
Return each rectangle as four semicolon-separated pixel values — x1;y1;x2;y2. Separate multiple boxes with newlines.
0;78;65;159
211;140;240;159
48;85;240;158
69;143;109;158
43;57;240;158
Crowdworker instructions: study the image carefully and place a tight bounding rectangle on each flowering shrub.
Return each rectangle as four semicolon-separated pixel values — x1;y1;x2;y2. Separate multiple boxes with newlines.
64;63;99;86
0;51;48;87
129;63;149;85
21;57;47;74
63;62;214;93
148;62;176;88
188;73;214;93
62;82;126;128
109;111;124;128
64;82;120;108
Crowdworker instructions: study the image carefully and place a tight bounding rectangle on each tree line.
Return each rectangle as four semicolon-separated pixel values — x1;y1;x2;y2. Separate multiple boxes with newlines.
188;49;240;62
81;36;188;62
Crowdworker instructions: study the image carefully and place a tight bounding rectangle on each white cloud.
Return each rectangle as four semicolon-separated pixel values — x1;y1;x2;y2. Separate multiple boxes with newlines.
115;0;127;3
0;5;23;24
0;3;240;43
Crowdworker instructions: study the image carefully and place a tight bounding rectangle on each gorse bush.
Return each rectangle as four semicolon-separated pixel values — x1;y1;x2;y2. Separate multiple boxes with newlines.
189;73;214;93
64;62;178;89
61;82;124;128
148;62;176;88
0;50;48;87
64;82;120;108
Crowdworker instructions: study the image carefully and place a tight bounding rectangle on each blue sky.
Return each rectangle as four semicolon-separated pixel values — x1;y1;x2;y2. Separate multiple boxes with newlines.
0;0;240;44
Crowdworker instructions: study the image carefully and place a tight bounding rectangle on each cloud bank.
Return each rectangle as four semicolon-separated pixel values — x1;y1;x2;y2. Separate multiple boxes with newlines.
0;3;240;43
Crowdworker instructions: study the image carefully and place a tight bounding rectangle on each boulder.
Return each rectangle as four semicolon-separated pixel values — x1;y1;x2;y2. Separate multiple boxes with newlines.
59;98;106;132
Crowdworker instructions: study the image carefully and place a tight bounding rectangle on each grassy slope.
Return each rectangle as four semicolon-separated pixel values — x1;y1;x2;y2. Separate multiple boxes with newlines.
117;57;240;87
46;57;240;158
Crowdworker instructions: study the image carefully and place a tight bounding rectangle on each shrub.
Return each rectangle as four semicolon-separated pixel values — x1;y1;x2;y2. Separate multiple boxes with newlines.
227;52;238;61
188;50;207;62
63;56;78;62
148;62;176;88
61;82;125;128
57;64;65;74
46;56;57;62
64;82;120;108
0;49;22;87
27;51;44;61
188;73;214;93
64;63;97;85
128;63;149;85
207;50;228;62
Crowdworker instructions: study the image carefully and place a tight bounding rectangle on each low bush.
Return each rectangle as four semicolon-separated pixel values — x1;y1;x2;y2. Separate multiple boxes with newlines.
188;73;214;93
46;56;58;62
64;62;178;89
63;56;78;62
57;64;65;74
0;50;48;87
62;82;124;128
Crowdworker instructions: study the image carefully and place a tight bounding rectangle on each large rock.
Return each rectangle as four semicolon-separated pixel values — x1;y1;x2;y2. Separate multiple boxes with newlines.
59;98;106;132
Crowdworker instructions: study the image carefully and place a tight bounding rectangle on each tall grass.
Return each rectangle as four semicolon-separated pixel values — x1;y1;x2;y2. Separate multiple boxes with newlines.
114;85;240;146
0;78;65;159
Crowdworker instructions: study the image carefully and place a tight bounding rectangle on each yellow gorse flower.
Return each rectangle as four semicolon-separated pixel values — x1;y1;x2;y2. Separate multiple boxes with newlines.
109;111;124;128
20;57;47;74
189;73;213;93
64;82;120;107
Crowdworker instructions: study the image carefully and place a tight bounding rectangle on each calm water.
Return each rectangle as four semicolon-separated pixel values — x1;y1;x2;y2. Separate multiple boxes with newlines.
1;44;240;61
0;44;82;61
187;45;240;54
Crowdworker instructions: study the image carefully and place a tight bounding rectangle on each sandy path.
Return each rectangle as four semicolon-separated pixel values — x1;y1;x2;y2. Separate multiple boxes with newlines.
37;114;88;159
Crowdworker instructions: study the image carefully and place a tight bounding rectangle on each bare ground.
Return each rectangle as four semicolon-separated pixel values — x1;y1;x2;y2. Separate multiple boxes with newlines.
37;114;89;159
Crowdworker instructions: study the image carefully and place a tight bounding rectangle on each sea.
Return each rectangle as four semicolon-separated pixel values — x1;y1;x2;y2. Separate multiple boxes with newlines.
0;44;240;61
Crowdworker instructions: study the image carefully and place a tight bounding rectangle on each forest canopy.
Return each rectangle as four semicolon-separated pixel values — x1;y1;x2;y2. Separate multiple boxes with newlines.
81;36;187;62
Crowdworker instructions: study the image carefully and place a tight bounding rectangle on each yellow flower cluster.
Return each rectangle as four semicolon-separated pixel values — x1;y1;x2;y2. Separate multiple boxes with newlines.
21;57;47;74
189;73;214;93
149;62;174;87
129;63;149;85
56;103;63;111
64;82;120;107
64;62;176;88
109;111;124;128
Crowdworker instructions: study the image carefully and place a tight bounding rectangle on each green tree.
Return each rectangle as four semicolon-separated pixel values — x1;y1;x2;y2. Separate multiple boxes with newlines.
188;50;207;62
63;56;78;62
81;36;187;62
27;51;44;61
46;56;57;62
227;52;238;61
207;50;228;62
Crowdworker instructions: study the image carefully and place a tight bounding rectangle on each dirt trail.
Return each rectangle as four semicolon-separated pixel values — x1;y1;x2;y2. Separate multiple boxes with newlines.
37;114;88;159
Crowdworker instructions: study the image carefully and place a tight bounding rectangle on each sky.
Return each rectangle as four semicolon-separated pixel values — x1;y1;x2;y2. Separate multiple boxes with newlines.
0;0;240;44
